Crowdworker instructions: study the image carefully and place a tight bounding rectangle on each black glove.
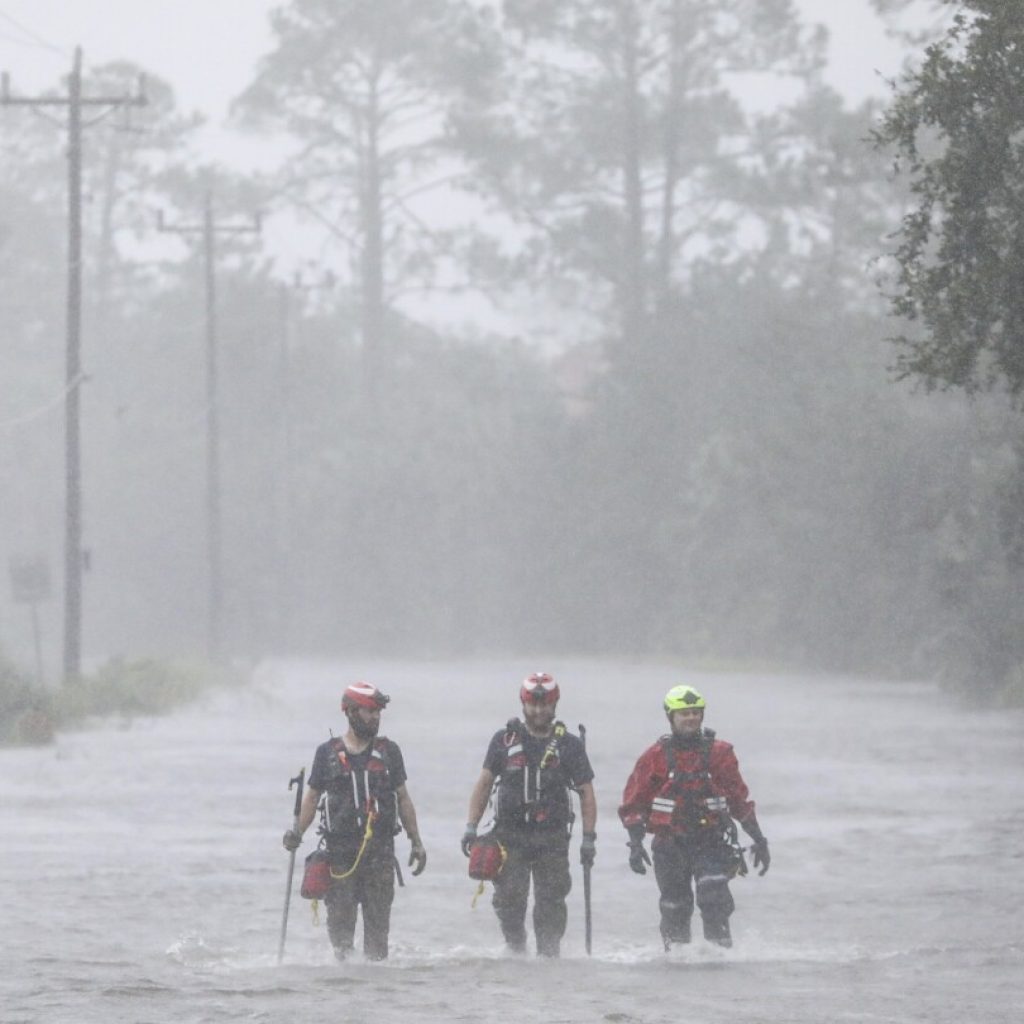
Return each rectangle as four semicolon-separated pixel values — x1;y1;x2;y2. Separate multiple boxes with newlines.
626;825;652;874
580;832;596;868
751;837;770;875
460;824;477;858
282;829;302;852
628;841;651;874
408;840;427;876
740;815;770;876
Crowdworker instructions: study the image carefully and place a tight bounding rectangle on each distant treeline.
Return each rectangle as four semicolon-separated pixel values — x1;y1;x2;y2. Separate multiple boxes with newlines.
2;1;1022;702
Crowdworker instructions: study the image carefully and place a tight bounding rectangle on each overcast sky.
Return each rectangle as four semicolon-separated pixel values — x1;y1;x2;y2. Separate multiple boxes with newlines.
0;1;908;132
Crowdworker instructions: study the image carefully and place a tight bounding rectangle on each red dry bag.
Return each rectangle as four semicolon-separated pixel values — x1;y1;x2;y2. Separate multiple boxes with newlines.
300;848;332;899
468;834;507;881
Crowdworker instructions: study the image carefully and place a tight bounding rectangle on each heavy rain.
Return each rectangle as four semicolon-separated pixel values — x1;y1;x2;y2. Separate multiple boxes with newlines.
1;3;1022;1023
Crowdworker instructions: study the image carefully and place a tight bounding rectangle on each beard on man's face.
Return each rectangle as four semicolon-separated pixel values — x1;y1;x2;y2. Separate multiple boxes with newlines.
349;712;380;739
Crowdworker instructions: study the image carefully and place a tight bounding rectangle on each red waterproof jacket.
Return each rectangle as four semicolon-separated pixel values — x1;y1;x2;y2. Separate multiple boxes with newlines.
619;731;756;837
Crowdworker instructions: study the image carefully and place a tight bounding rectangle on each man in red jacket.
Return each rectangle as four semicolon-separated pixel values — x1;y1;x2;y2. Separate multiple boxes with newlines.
619;684;769;948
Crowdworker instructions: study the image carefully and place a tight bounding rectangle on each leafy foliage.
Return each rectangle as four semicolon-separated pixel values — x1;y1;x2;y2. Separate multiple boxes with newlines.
875;2;1024;398
0;649;49;745
58;658;241;720
0;653;238;746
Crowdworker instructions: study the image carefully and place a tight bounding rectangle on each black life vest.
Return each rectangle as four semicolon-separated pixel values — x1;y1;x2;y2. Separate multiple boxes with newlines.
320;736;399;842
648;728;728;834
494;719;574;830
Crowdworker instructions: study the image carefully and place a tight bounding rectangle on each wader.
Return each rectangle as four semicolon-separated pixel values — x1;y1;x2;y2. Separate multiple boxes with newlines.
492;830;572;957
652;832;736;947
324;841;396;960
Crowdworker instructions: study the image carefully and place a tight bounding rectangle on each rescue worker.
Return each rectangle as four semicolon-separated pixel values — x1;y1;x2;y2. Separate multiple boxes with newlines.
461;672;597;957
619;684;769;949
282;682;426;961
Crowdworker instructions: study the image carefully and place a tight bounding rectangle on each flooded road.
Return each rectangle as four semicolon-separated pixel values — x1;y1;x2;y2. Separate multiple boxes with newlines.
1;659;1021;1023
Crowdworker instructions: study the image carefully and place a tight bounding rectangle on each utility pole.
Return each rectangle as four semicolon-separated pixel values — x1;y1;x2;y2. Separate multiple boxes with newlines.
158;194;261;663
2;49;146;684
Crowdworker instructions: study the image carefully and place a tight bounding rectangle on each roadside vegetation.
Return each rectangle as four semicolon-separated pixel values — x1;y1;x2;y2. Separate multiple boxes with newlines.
0;648;242;747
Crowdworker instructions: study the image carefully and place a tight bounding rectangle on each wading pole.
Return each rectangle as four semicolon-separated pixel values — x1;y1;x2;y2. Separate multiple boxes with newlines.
579;723;592;955
583;859;593;956
277;767;305;964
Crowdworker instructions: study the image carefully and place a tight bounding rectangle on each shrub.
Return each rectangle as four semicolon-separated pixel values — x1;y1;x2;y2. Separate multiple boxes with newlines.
57;658;241;724
0;650;54;745
2;654;243;745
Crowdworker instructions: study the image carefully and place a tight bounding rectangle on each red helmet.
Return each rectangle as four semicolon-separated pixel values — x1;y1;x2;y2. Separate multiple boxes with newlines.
341;681;390;712
520;671;560;705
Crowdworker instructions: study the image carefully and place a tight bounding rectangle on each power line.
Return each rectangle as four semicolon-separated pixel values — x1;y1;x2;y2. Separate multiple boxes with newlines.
0;8;67;56
0;28;54;50
0;373;85;431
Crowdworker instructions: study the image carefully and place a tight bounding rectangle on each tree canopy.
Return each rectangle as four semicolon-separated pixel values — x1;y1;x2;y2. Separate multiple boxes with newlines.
875;1;1024;399
455;0;825;357
233;0;496;392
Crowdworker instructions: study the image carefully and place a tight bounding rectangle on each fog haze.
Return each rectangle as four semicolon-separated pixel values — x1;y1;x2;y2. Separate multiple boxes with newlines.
2;0;1018;701
3;5;1024;1021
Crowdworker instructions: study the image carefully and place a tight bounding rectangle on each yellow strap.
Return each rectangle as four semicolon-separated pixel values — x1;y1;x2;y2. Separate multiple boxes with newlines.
328;812;376;882
470;880;486;908
538;723;566;769
311;899;320;926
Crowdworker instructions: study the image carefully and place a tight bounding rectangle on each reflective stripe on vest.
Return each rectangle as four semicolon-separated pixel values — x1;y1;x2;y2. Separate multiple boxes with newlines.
647;733;718;832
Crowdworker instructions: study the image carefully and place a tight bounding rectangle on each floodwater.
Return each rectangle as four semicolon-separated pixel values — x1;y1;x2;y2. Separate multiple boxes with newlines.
1;659;1021;1023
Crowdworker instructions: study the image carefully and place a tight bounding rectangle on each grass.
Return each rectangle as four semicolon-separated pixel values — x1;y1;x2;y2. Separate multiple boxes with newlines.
0;652;244;746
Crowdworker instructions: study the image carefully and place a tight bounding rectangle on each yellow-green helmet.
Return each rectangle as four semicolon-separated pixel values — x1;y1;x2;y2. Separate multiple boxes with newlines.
664;685;706;712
